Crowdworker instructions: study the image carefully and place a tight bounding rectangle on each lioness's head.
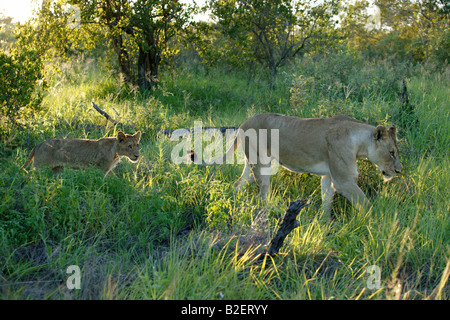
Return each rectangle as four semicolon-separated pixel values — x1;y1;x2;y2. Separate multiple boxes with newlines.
370;125;401;181
117;131;141;162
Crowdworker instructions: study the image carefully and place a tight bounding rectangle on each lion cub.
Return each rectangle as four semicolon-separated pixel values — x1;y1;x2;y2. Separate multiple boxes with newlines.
23;131;141;176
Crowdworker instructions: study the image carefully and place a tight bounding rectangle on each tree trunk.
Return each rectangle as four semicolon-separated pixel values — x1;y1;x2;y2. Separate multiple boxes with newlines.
137;48;150;90
148;48;160;88
137;48;160;90
111;34;133;84
269;64;278;88
137;27;161;90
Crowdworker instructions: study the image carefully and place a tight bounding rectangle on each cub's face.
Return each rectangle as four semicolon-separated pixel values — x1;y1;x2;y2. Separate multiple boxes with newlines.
117;131;141;162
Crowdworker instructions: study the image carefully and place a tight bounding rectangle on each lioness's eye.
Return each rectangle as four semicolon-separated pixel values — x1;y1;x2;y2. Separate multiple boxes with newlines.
129;145;132;149
390;151;395;158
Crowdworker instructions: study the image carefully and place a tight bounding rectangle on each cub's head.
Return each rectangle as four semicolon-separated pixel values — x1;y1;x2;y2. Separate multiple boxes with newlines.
370;125;401;181
117;131;141;162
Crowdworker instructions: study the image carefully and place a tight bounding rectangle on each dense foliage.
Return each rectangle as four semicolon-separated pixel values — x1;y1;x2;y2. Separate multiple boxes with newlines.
0;49;47;132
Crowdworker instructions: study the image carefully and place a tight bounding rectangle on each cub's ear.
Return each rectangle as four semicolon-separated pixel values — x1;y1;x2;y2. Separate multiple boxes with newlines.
134;131;141;141
374;125;387;141
117;131;126;143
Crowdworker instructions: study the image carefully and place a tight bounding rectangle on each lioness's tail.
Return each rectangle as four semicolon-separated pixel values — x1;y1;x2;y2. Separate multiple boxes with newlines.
188;131;241;165
22;147;36;169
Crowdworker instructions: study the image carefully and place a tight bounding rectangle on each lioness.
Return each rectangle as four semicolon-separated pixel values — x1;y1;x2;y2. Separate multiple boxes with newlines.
23;131;141;176
190;113;401;215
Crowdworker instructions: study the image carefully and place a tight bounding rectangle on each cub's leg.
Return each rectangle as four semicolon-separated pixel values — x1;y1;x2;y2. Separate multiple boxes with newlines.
320;175;336;218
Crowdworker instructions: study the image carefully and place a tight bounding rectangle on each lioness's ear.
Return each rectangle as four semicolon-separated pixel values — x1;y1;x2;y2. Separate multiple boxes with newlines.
388;125;397;137
134;131;141;141
117;131;126;143
375;125;387;141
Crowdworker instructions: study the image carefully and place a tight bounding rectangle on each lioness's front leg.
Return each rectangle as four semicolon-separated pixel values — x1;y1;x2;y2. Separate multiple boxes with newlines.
332;178;370;212
327;147;370;212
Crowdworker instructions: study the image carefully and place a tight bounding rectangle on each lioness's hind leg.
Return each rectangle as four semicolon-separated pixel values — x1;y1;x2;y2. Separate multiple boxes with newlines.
250;163;271;201
233;160;255;193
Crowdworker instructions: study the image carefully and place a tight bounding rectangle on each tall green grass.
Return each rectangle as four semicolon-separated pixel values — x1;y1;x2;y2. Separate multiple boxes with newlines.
0;56;448;299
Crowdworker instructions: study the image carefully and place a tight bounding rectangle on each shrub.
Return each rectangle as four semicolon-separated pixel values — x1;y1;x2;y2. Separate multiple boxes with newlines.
0;49;47;133
290;52;411;108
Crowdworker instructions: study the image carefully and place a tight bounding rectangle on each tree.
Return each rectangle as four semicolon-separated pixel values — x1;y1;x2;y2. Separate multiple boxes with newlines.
78;0;194;89
343;0;449;63
339;0;377;53
14;0;194;90
14;0;99;63
209;0;340;85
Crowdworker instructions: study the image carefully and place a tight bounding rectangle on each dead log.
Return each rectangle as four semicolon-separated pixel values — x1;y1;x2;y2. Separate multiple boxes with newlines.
259;199;309;260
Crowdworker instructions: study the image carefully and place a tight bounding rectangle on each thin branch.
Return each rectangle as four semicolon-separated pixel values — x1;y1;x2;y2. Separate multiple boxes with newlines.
92;101;119;125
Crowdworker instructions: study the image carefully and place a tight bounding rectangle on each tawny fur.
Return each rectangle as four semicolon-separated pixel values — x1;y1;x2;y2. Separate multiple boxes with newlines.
191;113;401;216
23;131;141;176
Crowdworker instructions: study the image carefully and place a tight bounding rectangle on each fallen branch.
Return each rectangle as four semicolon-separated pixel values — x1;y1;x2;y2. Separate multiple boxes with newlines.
259;199;310;260
92;102;119;125
91;102;136;133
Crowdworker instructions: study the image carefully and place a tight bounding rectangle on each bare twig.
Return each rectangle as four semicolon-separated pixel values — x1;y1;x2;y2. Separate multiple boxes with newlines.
92;101;119;125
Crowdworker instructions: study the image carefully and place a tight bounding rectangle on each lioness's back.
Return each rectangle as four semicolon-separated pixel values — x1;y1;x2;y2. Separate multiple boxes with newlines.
241;113;364;130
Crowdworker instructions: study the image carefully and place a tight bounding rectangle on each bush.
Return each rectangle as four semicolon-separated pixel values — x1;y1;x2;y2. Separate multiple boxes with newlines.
288;51;414;123
0;49;47;133
291;52;411;105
